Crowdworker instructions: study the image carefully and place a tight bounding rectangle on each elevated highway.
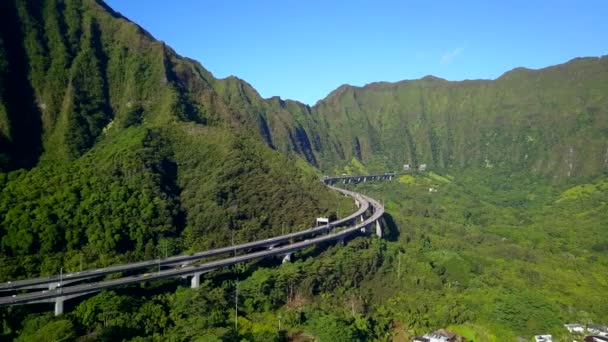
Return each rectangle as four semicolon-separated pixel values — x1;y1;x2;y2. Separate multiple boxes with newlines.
0;174;390;315
0;185;369;292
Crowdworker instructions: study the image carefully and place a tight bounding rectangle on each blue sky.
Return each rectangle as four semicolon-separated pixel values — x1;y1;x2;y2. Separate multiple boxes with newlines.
105;0;608;105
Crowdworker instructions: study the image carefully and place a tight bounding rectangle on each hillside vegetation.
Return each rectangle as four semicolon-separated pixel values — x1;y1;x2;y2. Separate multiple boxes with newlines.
0;0;351;279
0;0;607;341
313;61;608;181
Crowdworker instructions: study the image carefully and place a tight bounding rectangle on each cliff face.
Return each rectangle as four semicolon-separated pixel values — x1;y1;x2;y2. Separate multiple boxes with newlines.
212;54;608;181
309;58;608;180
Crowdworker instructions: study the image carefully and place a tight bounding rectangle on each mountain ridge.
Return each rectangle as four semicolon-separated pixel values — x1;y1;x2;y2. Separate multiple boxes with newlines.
0;0;352;279
191;54;608;180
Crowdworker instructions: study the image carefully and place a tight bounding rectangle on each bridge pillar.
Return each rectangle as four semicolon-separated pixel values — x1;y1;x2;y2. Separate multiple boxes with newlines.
54;297;65;316
282;253;292;264
375;220;382;238
355;199;360;208
363;177;366;182
190;272;203;289
360;214;365;223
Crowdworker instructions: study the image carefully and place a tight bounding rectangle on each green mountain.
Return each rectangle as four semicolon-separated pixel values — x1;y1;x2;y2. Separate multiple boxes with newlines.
238;58;607;181
0;0;351;277
177;53;608;182
5;1;605;183
1;0;607;340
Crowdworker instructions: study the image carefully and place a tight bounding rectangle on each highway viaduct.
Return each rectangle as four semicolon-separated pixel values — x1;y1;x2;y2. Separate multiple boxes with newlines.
0;173;393;315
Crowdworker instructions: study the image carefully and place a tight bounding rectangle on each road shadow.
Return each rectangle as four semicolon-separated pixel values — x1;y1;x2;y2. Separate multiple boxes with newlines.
381;213;400;242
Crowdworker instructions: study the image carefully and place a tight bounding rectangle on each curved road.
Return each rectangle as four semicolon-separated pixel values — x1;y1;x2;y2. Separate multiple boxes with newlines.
0;174;389;308
0;186;368;291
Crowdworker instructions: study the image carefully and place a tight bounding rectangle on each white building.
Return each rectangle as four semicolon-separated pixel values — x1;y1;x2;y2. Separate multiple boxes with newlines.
564;323;584;333
534;335;552;342
413;329;458;342
413;333;449;342
588;324;608;337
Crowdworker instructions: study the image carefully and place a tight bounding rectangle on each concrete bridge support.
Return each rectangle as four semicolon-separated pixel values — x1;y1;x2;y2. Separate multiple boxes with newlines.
190;272;203;289
282;253;292;264
375;220;382;238
54;296;65;316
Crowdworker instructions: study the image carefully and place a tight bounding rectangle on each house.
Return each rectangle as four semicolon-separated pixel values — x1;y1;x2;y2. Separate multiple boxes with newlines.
534;335;553;342
413;329;461;342
404;164;411;171
588;325;608;337
565;324;585;333
419;164;427;171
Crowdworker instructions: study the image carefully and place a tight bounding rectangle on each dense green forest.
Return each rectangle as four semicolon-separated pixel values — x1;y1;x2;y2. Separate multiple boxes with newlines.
0;124;351;280
2;170;606;341
0;0;607;341
0;0;351;280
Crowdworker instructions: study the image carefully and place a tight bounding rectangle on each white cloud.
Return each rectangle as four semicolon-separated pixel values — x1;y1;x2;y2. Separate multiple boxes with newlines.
440;47;464;65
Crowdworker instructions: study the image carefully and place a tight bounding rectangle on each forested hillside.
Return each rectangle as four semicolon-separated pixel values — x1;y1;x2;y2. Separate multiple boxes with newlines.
179;53;608;182
5;0;605;182
311;60;608;181
234;56;608;181
1;0;607;341
0;0;351;279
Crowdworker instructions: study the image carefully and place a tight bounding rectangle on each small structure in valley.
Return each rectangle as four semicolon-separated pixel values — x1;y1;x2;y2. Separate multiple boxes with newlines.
564;323;585;333
413;329;462;342
534;335;553;342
